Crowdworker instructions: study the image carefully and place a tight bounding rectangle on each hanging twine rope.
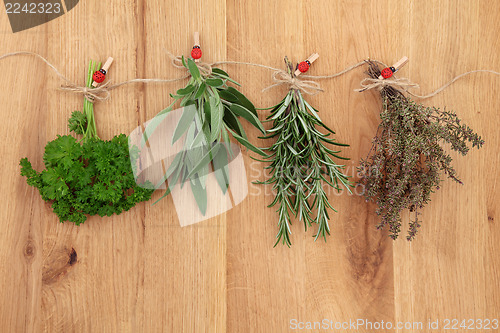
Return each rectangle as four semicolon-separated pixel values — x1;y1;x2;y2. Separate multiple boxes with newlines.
0;51;188;103
258;59;366;95
215;59;368;95
163;51;368;95
406;69;500;99
354;59;500;99
164;51;326;94
1;51;499;101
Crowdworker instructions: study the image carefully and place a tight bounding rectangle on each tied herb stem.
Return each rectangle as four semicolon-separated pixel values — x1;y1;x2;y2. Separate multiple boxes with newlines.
82;60;100;142
145;57;268;214
358;61;485;240
20;60;154;225
257;57;352;247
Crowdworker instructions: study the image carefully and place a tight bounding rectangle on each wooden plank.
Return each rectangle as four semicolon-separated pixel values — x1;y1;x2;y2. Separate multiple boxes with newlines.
39;1;147;332
0;10;48;333
140;1;227;332
225;1;307;331
393;1;500;331
226;0;409;332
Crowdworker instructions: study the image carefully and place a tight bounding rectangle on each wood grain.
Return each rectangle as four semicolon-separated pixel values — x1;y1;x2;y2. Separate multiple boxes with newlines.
0;1;498;332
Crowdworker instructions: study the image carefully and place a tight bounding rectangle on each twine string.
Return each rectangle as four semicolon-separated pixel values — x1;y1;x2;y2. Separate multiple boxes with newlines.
301;60;367;80
406;69;500;99
166;52;364;94
61;81;112;103
212;60;368;94
355;60;500;99
163;52;319;93
0;51;188;103
355;77;420;93
1;51;499;101
262;70;324;95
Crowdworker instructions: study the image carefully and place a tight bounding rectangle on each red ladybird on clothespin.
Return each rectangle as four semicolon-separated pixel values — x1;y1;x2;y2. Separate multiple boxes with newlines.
191;32;202;62
378;56;409;80
93;69;106;83
295;53;319;76
92;57;114;87
380;67;395;79
298;60;311;73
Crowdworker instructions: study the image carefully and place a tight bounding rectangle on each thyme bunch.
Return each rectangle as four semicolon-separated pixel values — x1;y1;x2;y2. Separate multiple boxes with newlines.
257;57;352;247
358;61;484;240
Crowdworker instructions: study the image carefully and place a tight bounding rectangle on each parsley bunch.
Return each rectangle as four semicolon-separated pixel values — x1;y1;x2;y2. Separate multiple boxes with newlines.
256;58;352;247
358;61;484;240
144;57;267;214
20;61;153;225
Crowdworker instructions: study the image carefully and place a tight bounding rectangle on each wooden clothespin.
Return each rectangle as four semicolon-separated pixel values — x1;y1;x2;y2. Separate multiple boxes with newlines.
92;57;114;87
191;32;202;62
378;56;408;80
295;53;319;76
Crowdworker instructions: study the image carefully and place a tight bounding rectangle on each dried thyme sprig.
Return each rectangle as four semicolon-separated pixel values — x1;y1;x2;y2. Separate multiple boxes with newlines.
256;57;352;247
358;61;484;240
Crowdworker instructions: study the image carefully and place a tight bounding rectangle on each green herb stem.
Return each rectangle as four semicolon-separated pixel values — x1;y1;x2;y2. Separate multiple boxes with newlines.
81;60;101;143
144;57;267;214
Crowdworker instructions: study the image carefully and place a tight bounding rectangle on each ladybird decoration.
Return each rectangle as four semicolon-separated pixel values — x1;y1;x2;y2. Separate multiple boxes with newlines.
298;60;311;73
92;69;106;83
191;45;202;60
91;57;114;87
377;57;409;80
294;53;319;77
380;66;396;79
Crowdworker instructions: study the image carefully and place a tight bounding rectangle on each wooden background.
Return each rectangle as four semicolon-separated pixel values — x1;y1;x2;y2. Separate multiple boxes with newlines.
0;0;498;332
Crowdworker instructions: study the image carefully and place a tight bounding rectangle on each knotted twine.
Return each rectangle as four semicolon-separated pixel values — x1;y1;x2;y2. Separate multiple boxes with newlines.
0;51;188;103
259;60;370;95
261;70;324;95
354;59;500;99
356;76;420;92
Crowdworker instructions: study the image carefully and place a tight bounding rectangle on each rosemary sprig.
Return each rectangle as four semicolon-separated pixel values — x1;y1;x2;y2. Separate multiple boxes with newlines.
257;57;352;247
358;61;484;240
145;57;267;214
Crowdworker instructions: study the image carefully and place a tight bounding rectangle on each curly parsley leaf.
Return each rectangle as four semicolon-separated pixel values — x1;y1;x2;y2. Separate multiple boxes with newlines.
68;110;87;135
20;134;153;225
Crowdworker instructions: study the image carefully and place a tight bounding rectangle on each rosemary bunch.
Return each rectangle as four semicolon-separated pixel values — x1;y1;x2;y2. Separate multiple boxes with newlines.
146;57;267;213
257;58;351;247
358;61;484;240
